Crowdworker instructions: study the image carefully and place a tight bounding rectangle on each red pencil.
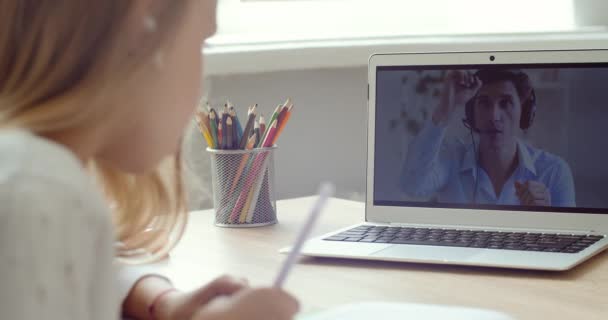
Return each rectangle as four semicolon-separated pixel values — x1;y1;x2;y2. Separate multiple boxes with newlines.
261;119;278;148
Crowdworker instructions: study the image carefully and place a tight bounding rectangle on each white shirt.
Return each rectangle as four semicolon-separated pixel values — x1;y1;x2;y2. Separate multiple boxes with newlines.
0;129;159;319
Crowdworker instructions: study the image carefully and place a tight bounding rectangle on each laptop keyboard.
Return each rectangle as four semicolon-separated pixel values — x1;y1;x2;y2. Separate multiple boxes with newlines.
323;225;605;253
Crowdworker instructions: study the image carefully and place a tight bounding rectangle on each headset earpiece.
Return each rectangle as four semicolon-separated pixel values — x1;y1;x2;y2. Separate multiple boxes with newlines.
519;90;536;130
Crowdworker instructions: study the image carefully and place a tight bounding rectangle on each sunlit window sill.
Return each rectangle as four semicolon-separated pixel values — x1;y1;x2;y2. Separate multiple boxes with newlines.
203;28;608;76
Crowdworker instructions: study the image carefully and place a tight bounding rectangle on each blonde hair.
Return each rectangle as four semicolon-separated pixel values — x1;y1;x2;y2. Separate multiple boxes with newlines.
0;0;190;264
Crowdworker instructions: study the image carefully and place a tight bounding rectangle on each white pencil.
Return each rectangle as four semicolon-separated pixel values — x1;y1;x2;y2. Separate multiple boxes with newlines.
273;182;335;288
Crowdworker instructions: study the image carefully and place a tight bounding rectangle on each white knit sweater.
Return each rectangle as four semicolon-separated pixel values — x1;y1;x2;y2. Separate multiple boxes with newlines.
0;129;155;319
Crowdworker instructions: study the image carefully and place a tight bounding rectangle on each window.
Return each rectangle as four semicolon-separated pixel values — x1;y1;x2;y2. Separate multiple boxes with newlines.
209;0;579;46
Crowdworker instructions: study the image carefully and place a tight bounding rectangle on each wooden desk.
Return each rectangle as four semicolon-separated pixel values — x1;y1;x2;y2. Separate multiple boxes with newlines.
165;197;608;320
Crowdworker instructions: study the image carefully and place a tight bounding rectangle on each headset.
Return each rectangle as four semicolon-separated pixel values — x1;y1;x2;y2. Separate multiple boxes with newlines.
460;70;537;203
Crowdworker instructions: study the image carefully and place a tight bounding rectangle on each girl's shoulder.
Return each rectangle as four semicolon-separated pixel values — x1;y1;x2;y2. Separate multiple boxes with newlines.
0;130;119;320
0;129;109;221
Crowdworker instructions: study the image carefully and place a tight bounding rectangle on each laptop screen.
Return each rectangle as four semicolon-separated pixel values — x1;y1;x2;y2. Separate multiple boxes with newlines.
373;63;608;214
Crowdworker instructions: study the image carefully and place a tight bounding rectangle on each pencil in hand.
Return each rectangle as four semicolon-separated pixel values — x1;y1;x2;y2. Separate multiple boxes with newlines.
274;182;334;287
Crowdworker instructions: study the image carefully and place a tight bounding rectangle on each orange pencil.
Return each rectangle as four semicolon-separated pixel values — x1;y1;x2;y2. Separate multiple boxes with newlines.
274;104;293;144
276;104;288;126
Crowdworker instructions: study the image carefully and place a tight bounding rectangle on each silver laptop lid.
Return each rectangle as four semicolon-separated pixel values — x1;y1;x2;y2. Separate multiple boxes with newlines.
367;50;608;233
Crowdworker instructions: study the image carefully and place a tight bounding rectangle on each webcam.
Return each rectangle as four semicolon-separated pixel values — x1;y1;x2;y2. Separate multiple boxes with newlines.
489;55;495;61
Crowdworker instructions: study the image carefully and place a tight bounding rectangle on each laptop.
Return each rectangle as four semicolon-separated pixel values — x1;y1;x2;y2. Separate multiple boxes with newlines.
299;49;608;271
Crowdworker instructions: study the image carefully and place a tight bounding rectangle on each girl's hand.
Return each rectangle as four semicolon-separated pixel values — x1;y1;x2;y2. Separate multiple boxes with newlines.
155;275;249;320
192;287;299;320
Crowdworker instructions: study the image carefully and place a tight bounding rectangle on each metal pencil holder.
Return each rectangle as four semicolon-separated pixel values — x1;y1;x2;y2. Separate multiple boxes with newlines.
207;146;277;227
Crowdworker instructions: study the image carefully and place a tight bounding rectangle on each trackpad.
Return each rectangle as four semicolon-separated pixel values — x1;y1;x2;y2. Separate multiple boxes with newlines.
371;244;481;262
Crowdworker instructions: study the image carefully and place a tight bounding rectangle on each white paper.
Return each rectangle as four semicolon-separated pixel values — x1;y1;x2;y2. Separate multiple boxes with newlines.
297;302;514;320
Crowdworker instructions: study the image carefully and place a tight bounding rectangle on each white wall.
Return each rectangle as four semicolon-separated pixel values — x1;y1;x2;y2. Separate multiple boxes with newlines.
185;67;369;210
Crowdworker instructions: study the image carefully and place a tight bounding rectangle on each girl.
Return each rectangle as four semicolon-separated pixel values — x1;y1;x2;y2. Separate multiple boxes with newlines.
0;0;299;319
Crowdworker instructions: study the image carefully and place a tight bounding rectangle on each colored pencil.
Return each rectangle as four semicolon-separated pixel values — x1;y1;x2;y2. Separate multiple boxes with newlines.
274;104;293;144
218;122;223;149
245;154;271;223
253;120;260;146
228;148;268;222
194;114;213;148
261;119;278;148
258;101;284;147
259;114;266;140
239;187;255;223
230;107;243;143
226;117;233;149
229;135;256;194
239;105;257;149
276;105;288;127
209;109;218;148
220;107;228;149
228;134;269;221
273;183;334;287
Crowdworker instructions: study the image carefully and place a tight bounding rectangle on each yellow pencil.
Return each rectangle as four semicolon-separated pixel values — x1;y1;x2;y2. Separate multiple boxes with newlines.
194;114;214;147
197;109;211;133
195;113;213;143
